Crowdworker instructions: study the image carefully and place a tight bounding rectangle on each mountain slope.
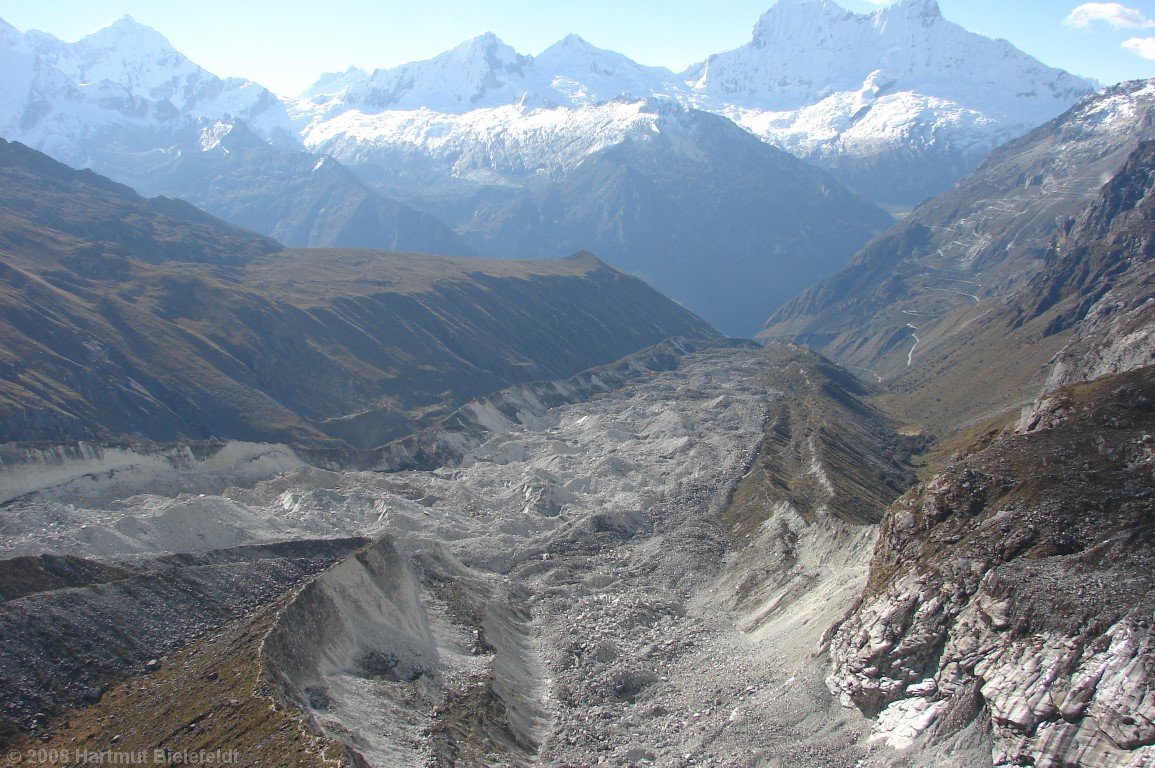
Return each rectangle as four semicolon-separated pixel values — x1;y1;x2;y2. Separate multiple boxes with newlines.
308;98;892;336
760;78;1155;420
0;138;280;266
0;142;718;448
828;365;1155;767
91;118;471;255
874;137;1155;434
820;100;1155;768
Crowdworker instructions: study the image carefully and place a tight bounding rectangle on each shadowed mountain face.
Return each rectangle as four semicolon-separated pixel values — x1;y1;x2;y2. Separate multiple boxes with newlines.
353;101;893;337
0;141;718;448
0;138;280;267
84;120;474;257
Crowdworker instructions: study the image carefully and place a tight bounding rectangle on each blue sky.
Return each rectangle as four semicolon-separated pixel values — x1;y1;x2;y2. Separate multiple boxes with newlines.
2;0;1153;96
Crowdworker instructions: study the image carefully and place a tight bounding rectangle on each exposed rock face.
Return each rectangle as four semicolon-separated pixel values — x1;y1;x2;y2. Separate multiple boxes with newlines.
828;367;1155;766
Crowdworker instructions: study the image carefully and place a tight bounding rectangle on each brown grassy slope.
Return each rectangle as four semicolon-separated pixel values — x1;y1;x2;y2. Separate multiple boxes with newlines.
0;138;719;448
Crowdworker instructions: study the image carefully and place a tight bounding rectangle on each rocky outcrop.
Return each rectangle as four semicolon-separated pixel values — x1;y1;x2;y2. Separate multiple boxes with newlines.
828;366;1155;766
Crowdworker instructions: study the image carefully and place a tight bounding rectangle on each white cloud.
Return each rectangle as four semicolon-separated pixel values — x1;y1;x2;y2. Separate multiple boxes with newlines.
1064;3;1155;30
1122;36;1155;59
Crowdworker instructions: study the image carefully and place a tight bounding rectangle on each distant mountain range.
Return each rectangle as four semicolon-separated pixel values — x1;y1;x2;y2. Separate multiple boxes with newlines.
293;0;1090;206
0;0;1095;335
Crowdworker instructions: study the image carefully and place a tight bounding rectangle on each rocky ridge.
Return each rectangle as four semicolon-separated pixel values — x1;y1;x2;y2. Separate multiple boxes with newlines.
0;537;368;742
814;92;1155;768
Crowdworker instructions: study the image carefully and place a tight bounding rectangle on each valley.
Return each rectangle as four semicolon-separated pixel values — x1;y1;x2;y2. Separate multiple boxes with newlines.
0;2;1153;767
1;341;911;766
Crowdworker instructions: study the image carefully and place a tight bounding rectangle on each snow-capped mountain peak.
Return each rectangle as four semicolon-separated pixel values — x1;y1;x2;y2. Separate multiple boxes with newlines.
0;15;295;167
313;31;530;114
297;29;682;116
686;0;1089;115
55;16;202;104
443;31;526;72
80;15;177;53
752;0;852;49
0;1;1100;210
298;66;370;100
534;34;678;106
